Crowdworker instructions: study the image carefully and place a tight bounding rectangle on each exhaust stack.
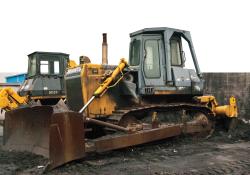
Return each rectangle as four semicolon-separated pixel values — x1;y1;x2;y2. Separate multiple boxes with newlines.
102;33;108;64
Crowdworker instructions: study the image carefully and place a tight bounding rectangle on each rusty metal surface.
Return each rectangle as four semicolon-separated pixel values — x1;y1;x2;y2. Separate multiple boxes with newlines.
3;105;86;170
92;118;212;153
86;117;130;132
113;103;213;120
48;112;85;170
3;106;53;157
2;99;214;170
93;125;182;152
102;33;108;64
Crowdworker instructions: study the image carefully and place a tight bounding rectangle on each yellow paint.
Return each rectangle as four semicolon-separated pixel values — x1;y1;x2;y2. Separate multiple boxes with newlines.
154;90;176;95
197;96;238;118
152;112;158;122
81;64;89;116
0;87;28;111
79;60;128;118
68;60;78;68
93;59;128;97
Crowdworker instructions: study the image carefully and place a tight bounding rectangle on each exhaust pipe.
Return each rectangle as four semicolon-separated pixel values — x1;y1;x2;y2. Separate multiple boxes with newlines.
102;33;108;64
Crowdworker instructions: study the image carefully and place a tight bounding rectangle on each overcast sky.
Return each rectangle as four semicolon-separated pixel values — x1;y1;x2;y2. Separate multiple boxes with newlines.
0;0;249;73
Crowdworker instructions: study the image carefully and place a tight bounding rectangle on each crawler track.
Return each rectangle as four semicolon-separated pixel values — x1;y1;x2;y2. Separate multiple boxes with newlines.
108;103;214;128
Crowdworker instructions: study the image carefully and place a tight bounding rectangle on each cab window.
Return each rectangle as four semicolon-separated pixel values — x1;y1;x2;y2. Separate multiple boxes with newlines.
28;57;36;77
144;40;161;78
40;60;49;74
170;36;182;66
54;61;60;74
129;39;141;66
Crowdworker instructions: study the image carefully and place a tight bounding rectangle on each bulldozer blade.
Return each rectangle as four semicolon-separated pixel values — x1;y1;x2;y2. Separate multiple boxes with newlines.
3;106;53;157
47;112;85;170
4;105;85;170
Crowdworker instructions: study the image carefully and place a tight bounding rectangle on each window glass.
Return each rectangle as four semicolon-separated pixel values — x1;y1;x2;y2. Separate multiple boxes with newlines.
170;37;182;66
129;40;141;66
181;37;196;70
144;40;161;78
40;60;49;74
54;61;60;74
28;57;36;76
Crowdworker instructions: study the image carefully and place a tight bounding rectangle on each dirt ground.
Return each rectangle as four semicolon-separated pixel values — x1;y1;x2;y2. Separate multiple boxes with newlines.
1;121;250;175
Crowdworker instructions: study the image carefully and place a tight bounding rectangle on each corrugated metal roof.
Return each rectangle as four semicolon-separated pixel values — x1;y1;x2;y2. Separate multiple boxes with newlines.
5;73;26;78
0;73;20;83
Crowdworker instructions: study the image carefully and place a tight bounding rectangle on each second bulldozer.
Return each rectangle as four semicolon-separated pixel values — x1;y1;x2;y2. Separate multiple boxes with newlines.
3;27;238;170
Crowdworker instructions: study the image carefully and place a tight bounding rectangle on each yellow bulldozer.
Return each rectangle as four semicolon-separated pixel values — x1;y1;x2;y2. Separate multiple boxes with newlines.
1;27;238;170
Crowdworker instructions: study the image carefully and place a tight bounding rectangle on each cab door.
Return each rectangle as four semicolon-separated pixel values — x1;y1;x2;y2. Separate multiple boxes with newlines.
142;35;165;87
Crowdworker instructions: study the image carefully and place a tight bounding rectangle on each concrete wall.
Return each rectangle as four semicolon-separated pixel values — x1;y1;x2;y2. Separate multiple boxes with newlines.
203;73;250;120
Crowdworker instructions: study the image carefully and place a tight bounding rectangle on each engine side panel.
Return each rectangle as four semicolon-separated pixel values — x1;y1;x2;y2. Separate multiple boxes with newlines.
65;67;84;111
65;64;117;118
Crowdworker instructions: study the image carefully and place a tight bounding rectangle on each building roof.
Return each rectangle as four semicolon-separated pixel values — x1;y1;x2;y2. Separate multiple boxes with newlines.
0;73;20;83
5;73;26;79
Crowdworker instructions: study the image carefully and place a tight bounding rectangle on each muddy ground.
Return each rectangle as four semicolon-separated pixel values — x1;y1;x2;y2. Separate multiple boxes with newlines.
1;121;250;175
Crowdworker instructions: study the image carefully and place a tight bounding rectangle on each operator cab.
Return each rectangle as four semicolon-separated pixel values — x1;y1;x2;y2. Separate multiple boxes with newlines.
27;52;69;77
129;27;204;96
19;52;69;104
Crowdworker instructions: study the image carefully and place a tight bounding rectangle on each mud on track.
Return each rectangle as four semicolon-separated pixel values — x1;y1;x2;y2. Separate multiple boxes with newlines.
1;121;250;175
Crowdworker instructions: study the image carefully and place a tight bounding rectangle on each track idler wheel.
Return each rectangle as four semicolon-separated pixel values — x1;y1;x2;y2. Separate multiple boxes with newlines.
181;112;214;137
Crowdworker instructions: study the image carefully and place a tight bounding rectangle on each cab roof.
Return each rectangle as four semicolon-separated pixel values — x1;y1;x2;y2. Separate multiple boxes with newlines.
130;27;189;37
28;51;69;57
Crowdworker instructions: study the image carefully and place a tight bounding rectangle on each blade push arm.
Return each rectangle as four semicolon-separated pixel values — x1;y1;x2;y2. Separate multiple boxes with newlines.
196;96;238;118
